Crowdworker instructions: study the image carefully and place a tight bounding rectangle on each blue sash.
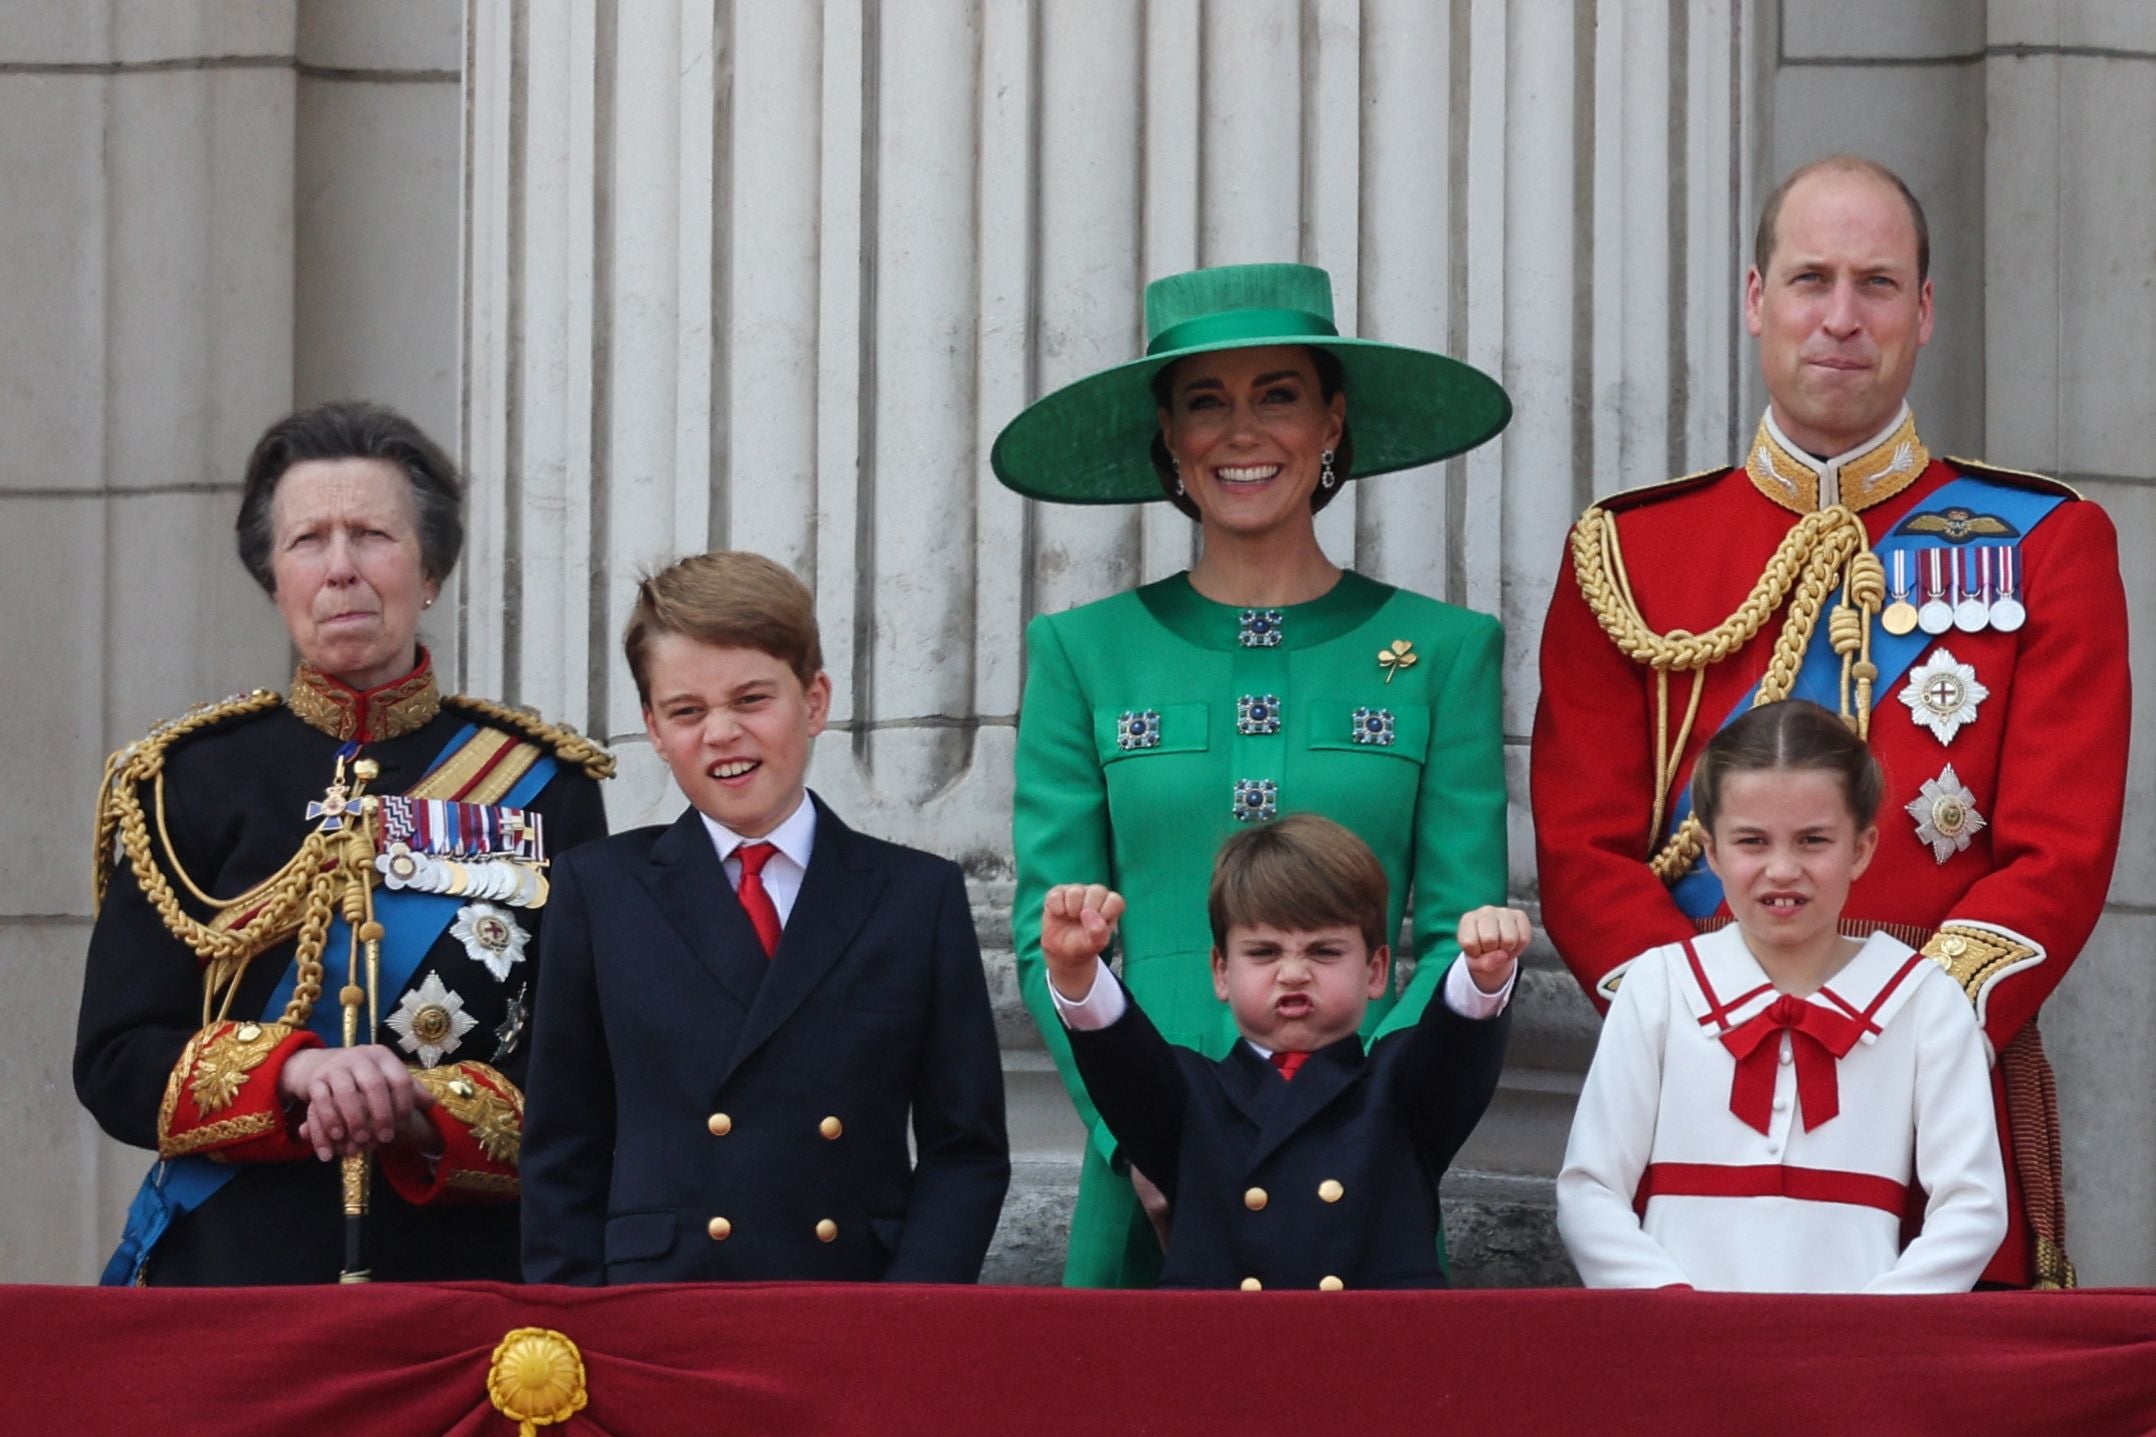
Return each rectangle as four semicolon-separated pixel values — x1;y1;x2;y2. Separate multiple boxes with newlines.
1664;475;2066;918
100;728;557;1285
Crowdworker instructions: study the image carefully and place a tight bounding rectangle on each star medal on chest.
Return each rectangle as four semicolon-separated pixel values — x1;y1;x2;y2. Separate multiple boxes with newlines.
1990;544;2026;632
451;901;531;981
1880;550;1919;636
1916;549;1954;636
386;972;477;1067
1899;648;1989;745
1953;547;1991;634
1906;764;1986;864
306;743;365;829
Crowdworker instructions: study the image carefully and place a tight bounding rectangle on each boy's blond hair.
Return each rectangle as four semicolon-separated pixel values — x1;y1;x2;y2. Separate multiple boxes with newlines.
1207;814;1390;954
624;551;824;703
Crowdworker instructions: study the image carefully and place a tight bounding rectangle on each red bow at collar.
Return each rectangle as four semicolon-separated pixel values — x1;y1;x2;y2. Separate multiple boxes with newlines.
1718;994;1865;1135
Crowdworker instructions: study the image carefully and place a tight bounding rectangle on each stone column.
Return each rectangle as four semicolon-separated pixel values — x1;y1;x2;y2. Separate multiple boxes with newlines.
462;0;1758;1284
1;0;462;1282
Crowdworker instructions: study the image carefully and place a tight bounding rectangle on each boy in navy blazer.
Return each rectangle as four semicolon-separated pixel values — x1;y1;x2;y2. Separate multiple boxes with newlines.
521;551;1008;1283
1041;814;1524;1290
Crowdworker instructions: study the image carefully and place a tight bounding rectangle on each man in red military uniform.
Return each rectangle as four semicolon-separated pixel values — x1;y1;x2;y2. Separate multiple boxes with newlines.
1531;154;2129;1287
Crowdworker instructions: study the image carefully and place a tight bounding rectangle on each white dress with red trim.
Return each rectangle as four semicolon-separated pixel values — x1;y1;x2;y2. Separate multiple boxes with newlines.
1556;925;2006;1293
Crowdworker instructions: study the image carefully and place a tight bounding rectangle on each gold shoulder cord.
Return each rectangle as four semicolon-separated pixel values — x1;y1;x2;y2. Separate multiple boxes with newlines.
94;691;346;1031
1569;503;1884;883
443;695;618;781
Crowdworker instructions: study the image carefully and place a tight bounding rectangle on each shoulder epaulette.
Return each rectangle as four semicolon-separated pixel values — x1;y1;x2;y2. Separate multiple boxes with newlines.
1943;456;2084;501
443;694;617;780
94;691;284;906
1586;465;1731;518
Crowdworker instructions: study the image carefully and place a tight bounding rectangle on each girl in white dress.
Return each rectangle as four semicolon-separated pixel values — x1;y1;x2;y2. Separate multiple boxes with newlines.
1556;700;2006;1292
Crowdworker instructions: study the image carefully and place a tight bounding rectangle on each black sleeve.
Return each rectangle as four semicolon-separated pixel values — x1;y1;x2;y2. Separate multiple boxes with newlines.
886;862;1012;1283
1391;988;1513;1178
518;850;615;1284
1064;981;1191;1205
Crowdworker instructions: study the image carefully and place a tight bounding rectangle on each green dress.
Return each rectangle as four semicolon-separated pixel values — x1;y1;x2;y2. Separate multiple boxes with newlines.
1013;570;1508;1286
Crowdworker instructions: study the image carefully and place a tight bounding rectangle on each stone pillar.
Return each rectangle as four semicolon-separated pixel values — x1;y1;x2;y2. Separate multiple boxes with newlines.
1;0;462;1282
1765;0;2156;1289
461;0;1760;1285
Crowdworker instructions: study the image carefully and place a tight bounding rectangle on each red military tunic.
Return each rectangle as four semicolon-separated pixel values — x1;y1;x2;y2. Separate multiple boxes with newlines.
1531;407;2130;1287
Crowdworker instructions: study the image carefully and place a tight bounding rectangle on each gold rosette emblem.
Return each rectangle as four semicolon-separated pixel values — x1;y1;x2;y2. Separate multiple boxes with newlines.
488;1327;587;1435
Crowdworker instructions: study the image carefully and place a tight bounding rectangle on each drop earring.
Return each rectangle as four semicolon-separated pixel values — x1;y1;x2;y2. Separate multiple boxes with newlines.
1319;449;1338;490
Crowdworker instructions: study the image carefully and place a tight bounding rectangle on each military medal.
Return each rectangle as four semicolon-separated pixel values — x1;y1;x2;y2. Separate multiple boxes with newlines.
1906;764;1986;864
1899;649;1989;745
1953;547;1991;634
1990;545;2026;632
1880;549;1919;636
493;982;530;1060
451;901;530;981
386;973;477;1066
1915;549;1954;635
306;745;364;828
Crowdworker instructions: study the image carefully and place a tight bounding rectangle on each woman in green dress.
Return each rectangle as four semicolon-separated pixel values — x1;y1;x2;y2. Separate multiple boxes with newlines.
994;263;1514;1287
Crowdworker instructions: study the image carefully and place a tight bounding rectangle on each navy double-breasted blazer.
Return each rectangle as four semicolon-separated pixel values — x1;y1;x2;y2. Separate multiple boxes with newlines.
1067;976;1509;1290
520;794;1008;1284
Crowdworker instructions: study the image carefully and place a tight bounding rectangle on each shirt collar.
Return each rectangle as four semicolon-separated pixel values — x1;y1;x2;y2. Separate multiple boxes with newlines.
699;790;818;871
1744;403;1930;514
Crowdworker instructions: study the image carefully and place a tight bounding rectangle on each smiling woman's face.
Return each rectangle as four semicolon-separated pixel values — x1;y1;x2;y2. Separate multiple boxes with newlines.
1157;343;1345;542
268;457;437;690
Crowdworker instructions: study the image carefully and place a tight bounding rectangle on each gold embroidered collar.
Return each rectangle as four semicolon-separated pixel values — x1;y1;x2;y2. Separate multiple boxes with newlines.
288;650;441;743
1744;406;1930;514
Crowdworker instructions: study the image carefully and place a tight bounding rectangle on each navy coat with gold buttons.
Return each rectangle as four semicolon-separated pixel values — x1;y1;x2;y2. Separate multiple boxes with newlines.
520;793;1009;1284
1066;973;1509;1290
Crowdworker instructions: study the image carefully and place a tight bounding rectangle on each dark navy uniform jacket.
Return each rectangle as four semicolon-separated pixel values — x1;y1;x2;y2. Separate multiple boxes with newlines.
1068;976;1509;1290
520;793;1009;1284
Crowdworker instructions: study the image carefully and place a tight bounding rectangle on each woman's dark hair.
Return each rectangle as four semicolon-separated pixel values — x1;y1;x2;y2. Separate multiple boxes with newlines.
1147;346;1357;520
1693;699;1885;833
234;401;466;594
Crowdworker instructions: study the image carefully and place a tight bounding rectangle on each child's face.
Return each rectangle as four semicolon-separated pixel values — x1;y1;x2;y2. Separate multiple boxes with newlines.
1703;767;1879;967
1211;921;1388;1053
642;634;831;838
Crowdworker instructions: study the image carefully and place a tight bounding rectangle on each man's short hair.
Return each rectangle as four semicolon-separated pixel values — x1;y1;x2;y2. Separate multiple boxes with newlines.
624;551;824;704
1754;154;1930;284
1207;814;1390;955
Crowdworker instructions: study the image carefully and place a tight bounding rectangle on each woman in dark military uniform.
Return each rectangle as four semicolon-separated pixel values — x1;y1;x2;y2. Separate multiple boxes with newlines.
992;263;1514;1287
75;401;611;1285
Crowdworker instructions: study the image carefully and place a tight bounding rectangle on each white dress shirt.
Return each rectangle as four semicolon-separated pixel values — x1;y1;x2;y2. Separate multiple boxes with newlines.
698;793;819;925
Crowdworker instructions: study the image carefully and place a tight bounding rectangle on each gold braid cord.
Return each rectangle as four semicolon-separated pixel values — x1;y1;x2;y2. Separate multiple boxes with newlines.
1570;503;1883;883
95;691;350;1031
445;695;617;780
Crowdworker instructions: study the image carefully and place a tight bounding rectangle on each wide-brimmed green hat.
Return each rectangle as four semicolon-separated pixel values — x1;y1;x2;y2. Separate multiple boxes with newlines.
990;262;1511;505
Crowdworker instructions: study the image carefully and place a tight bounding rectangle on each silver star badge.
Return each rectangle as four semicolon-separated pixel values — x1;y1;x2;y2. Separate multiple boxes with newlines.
385;972;477;1067
450;901;530;981
1899;647;1990;746
1906;764;1986;864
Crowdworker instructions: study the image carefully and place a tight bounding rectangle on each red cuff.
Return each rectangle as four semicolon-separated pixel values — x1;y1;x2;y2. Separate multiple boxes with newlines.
157;1021;323;1163
378;1062;523;1206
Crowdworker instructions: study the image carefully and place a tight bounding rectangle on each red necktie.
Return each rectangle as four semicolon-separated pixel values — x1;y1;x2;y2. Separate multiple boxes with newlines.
1269;1050;1310;1082
736;842;783;958
1718;994;1864;1135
